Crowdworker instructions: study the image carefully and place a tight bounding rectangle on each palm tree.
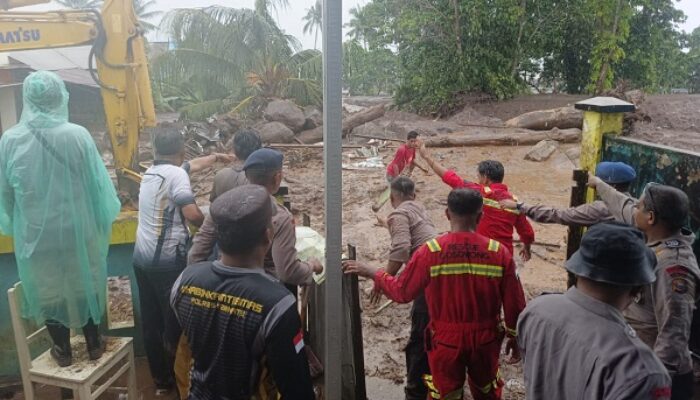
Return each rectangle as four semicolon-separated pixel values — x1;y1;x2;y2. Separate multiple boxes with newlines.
153;6;320;120
302;0;322;49
132;0;162;33
54;0;102;9
345;6;369;49
254;0;289;19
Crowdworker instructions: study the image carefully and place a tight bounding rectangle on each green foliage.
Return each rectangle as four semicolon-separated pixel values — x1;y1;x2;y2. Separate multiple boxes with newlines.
689;28;700;93
133;0;162;33
343;0;526;114
55;0;162;33
152;6;321;120
347;0;695;113
303;0;322;49
343;40;397;96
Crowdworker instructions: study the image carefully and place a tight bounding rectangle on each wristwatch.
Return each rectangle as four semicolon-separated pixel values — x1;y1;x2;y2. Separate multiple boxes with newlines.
516;201;524;211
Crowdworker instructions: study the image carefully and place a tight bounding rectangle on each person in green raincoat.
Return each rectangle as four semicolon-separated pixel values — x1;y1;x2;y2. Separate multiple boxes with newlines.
0;71;121;367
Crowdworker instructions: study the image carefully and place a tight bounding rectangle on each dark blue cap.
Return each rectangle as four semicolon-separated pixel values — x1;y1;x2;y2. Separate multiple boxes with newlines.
566;222;656;286
243;148;283;171
595;161;636;184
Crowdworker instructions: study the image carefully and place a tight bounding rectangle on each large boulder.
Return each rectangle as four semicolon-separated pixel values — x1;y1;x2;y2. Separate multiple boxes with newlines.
303;106;323;130
258;121;295;143
505;106;582;131
565;147;581;167
264;99;306;131
525;140;558;162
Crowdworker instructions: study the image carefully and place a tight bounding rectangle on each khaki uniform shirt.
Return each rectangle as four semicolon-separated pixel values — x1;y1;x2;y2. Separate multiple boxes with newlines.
188;196;314;286
598;181;700;375
387;200;437;263
518;288;671;400
210;166;248;202
522;200;616;227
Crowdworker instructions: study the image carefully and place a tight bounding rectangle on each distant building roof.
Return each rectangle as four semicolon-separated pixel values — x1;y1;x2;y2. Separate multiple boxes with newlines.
7;46;91;70
5;46;97;88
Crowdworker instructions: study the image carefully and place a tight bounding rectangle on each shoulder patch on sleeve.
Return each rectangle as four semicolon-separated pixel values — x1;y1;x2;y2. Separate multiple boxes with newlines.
426;239;442;253
652;386;671;399
487;239;500;252
666;265;689;277
671;278;689;294
664;239;682;248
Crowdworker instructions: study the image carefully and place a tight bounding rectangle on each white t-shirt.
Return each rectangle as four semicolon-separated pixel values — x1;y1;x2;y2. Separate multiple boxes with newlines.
134;161;195;268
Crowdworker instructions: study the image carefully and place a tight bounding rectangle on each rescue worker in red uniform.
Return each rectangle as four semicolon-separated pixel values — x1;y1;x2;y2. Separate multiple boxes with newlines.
418;144;534;261
344;188;526;400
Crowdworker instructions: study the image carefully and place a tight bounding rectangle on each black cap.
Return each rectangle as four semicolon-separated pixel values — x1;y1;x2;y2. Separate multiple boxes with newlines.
243;148;283;171
566;222;656;286
210;184;273;233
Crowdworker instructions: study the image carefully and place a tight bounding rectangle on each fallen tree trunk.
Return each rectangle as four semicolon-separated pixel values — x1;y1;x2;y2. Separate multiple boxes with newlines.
424;127;581;148
297;104;386;143
504;106;582;130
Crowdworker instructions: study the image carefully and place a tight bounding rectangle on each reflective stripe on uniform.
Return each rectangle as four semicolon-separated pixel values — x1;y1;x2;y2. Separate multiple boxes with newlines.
505;326;517;337
426;239;442;253
487;239;500;252
483;198;520;215
423;374;440;399
430;263;503;278
474;369;502;394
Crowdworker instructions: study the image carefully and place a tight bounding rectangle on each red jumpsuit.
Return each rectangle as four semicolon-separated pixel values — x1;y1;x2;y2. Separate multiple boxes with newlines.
442;170;534;255
375;232;526;400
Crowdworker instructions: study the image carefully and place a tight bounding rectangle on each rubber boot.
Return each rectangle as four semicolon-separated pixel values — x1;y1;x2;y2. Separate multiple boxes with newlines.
46;320;72;367
83;319;105;361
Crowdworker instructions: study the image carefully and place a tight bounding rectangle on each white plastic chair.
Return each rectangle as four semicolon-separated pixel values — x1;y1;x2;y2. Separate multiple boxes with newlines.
8;282;137;399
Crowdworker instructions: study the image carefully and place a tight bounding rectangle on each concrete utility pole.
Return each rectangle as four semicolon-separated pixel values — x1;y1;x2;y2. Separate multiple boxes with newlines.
322;0;343;398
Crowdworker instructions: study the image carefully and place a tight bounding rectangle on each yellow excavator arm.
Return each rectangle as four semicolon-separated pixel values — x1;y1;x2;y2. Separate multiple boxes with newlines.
0;0;156;198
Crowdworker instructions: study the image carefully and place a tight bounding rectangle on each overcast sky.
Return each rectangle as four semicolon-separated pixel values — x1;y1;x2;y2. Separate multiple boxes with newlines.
18;0;700;50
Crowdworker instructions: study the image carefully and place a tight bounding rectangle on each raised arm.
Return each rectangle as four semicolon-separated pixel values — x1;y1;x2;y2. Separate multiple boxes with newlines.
588;174;636;225
418;143;449;179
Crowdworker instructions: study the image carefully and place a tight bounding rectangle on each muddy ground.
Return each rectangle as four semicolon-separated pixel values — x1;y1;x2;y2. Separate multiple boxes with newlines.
73;93;697;400
468;93;700;151
274;93;699;399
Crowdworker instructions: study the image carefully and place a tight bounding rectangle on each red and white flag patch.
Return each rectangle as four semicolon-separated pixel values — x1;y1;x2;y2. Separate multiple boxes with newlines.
293;330;305;354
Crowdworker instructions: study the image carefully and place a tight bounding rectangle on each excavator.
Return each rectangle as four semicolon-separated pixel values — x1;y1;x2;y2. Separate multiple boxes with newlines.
0;0;156;198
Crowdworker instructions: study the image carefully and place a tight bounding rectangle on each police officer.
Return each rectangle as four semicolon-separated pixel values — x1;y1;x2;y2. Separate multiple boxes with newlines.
375;176;437;400
189;148;323;283
167;185;314;400
590;177;700;399
518;223;671;399
344;188;525;400
500;161;636;226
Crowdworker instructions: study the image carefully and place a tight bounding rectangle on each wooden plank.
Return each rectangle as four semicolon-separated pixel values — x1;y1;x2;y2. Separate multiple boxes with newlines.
566;169;588;288
344;245;367;400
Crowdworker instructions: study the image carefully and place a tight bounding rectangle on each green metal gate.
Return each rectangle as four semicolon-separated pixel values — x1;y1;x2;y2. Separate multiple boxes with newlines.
601;135;700;264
